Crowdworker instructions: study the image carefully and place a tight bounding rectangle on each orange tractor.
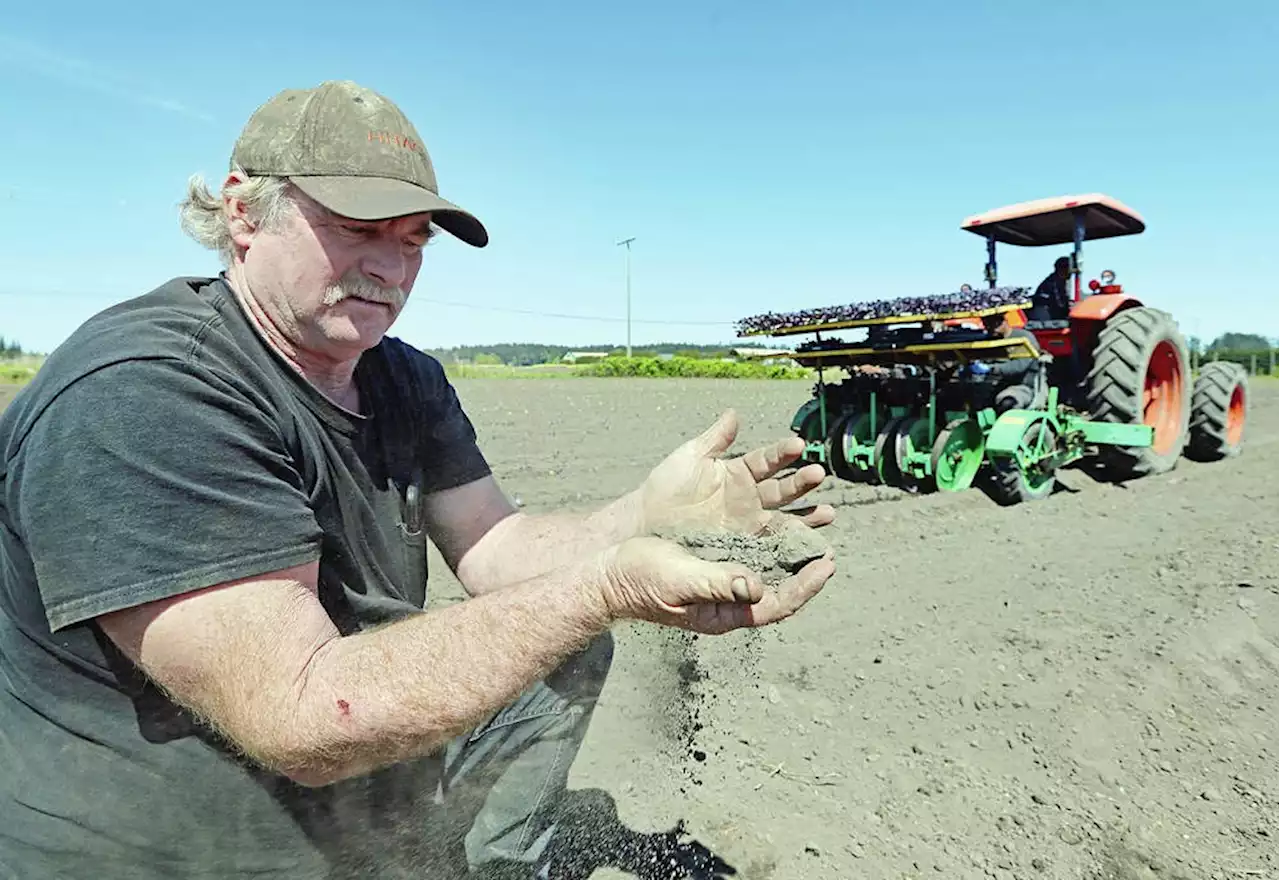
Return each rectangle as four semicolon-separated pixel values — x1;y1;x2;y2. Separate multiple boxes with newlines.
962;193;1249;477
736;193;1250;504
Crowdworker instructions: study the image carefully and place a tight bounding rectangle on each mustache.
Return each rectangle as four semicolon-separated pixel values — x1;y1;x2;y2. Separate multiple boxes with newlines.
322;273;407;309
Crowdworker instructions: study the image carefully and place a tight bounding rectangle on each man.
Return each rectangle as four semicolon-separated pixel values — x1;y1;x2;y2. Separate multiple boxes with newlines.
1029;256;1072;321
0;81;836;880
973;311;1049;412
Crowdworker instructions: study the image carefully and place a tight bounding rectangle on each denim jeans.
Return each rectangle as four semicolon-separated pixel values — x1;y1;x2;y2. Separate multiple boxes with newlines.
431;631;615;874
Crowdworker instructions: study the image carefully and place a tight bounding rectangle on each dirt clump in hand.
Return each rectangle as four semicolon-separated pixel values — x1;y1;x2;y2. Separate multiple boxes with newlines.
656;517;831;586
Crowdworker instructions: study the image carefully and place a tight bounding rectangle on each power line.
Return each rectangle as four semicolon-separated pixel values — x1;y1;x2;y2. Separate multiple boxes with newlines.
416;297;730;327
0;288;736;328
0;288;105;299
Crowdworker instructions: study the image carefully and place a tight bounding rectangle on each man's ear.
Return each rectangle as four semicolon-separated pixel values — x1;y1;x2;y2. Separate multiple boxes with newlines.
223;172;257;254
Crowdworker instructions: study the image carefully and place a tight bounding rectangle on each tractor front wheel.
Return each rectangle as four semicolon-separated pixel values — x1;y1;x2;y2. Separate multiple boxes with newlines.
1184;361;1249;461
1084;307;1191;479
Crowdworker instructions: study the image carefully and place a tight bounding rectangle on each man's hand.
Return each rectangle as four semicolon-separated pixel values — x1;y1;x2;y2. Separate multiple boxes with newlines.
638;410;835;537
598;536;834;635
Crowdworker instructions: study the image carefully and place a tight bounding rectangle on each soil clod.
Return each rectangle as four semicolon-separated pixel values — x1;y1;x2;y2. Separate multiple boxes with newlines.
657;519;831;586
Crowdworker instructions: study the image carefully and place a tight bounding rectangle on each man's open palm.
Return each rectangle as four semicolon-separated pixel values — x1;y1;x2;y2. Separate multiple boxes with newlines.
640;409;836;536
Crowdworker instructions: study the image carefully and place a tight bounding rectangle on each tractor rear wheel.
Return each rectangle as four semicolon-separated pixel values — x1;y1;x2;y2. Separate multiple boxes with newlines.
1184;361;1249;461
1084;307;1191;479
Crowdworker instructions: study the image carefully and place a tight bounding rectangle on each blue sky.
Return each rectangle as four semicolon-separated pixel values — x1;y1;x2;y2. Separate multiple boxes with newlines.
1;0;1276;354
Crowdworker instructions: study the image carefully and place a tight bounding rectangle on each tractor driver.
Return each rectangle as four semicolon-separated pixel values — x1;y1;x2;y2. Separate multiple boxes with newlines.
1029;256;1072;322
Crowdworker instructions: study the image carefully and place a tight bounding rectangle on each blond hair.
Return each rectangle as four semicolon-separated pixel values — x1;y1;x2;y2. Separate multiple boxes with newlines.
178;165;293;266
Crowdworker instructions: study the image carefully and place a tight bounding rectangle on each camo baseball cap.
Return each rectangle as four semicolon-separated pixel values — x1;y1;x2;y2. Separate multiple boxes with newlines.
232;80;488;247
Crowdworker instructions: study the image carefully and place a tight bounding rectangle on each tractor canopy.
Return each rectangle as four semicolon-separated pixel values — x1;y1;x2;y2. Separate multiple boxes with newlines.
961;194;1145;247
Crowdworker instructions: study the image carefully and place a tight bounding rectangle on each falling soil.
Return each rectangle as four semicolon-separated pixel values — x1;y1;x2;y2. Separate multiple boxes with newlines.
653;630;709;796
642;521;833;799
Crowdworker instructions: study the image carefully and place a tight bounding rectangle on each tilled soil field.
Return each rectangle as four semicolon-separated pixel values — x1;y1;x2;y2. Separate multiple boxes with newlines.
3;378;1275;879
429;377;1278;880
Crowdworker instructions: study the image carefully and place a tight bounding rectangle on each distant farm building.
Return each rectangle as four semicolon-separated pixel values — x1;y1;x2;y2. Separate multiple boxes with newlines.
561;351;610;363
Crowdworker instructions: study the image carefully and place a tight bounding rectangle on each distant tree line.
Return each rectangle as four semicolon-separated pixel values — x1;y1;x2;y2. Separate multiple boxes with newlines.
420;341;774;366
1187;333;1277;375
422;332;1279;376
1186;332;1274;354
0;336;27;359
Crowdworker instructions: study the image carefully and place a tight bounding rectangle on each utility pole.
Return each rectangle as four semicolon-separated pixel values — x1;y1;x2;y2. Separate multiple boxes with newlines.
616;237;635;358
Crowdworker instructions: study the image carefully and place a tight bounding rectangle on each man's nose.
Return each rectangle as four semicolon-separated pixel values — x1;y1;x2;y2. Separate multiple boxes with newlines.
359;241;409;290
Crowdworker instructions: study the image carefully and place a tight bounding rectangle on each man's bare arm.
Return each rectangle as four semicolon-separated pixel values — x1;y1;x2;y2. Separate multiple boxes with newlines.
426;429;833;600
425;475;646;597
95;556;613;787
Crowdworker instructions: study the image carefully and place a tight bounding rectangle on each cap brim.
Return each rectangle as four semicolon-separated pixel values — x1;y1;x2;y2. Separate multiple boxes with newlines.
289;176;488;248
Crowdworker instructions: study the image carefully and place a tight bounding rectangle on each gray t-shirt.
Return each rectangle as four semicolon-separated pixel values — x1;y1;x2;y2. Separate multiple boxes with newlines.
0;276;492;878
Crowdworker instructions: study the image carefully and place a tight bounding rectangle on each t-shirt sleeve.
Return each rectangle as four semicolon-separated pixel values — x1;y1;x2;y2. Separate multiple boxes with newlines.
414;356;493;494
13;359;323;632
